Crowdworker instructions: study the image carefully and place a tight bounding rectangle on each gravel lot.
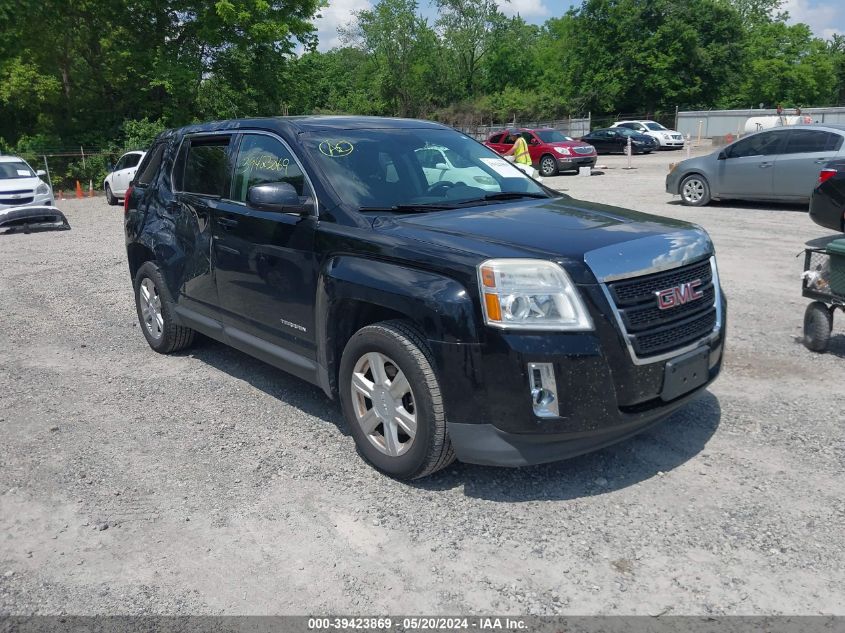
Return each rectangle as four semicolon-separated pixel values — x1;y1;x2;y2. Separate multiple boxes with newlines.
1;147;844;616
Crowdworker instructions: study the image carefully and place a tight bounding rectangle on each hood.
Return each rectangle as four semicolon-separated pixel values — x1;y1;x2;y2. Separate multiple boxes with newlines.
379;197;712;283
0;176;42;193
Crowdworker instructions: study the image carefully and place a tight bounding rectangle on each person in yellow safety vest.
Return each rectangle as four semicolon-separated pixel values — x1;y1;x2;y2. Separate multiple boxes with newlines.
503;130;532;168
502;130;541;180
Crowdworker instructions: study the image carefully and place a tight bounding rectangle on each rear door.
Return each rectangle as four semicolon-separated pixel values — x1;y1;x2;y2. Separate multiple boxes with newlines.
716;130;788;199
169;134;234;314
113;153;142;194
211;132;319;361
772;129;844;200
486;133;508;154
588;130;610;152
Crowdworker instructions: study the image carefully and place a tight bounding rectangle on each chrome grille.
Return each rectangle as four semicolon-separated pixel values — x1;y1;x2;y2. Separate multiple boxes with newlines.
0;196;34;205
606;259;717;359
573;146;594;155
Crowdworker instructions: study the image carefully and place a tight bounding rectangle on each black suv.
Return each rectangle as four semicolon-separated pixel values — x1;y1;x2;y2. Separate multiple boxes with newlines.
125;116;726;480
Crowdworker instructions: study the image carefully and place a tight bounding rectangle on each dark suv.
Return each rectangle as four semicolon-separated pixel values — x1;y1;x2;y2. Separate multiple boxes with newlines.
125;116;726;480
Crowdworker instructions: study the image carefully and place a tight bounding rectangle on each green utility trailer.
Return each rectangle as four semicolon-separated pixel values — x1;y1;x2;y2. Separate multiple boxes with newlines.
802;239;845;352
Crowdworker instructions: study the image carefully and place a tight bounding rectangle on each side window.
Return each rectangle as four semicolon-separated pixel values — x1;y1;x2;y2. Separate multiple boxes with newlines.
727;132;784;158
182;138;231;196
783;130;842;154
113;156;127;171
489;134;503;144
232;134;308;202
124;154;142;169
502;134;517;145
135;144;166;187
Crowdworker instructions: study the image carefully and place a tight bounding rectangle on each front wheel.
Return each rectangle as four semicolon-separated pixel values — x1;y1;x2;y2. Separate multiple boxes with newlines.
803;301;833;352
339;321;455;480
680;174;711;206
539;154;559;177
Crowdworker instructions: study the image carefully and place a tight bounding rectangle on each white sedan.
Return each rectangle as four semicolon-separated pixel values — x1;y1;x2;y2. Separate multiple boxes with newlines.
104;151;145;205
612;120;685;149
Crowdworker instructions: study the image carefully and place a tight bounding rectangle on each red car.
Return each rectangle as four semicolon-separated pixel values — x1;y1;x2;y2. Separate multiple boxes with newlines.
484;128;597;177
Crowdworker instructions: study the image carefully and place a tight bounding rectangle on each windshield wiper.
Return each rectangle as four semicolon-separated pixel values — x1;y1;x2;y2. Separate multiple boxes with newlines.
359;203;454;213
451;192;552;206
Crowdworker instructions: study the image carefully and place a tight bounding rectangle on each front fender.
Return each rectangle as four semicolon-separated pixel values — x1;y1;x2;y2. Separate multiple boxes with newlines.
318;255;480;345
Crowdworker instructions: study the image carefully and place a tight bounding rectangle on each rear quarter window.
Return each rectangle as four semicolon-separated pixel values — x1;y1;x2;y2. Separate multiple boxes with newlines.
180;138;231;196
134;145;166;187
489;134;503;143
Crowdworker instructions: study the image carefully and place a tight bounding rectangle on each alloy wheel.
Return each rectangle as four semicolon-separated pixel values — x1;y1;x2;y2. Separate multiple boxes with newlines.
350;352;417;457
139;277;164;341
682;178;705;204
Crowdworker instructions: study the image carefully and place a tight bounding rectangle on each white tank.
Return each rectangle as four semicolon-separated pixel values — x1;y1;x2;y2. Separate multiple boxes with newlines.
744;115;814;133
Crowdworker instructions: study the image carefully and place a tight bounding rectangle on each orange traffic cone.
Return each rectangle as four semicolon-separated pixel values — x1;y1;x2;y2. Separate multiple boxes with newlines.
88;180;94;197
75;181;83;199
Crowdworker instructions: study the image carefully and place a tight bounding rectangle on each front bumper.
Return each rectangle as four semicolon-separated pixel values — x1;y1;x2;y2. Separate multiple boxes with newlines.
556;156;597;169
659;138;685;148
0;192;53;211
428;286;726;467
665;170;682;195
0;205;70;234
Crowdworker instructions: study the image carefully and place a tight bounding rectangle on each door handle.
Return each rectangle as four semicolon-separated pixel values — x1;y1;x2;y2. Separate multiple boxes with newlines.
815;158;831;164
759;162;773;168
217;217;239;229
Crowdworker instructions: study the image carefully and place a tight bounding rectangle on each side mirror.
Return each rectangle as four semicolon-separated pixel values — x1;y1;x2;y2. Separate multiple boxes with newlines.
529;138;539;145
717;150;727;160
247;182;307;213
36;169;46;177
434;162;449;170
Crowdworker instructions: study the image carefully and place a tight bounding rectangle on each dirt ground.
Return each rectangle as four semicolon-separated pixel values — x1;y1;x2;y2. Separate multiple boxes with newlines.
1;146;844;616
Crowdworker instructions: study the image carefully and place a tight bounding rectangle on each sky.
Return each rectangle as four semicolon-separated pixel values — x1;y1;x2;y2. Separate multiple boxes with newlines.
311;0;845;51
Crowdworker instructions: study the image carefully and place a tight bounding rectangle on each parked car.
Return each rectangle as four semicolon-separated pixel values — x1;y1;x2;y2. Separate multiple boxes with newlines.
125;116;725;480
581;127;658;154
104;150;145;205
415;144;499;191
809;159;845;231
0;155;54;210
484;128;597;176
612;120;684;149
666;125;845;206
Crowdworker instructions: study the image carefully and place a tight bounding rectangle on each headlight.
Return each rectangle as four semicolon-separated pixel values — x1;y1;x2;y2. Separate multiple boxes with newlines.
477;259;593;330
662;133;671;139
554;147;571;156
36;183;50;195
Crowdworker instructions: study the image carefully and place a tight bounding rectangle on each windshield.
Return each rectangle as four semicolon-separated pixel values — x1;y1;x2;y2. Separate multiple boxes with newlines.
0;161;35;179
536;130;573;143
302;128;548;211
646;122;667;131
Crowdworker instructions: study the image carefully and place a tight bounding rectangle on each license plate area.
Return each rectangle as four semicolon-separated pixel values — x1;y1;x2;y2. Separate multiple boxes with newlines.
661;347;709;401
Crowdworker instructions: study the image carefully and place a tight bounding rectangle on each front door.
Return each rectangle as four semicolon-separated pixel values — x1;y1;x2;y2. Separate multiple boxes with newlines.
716;130;788;198
772;129;843;200
212;132;319;361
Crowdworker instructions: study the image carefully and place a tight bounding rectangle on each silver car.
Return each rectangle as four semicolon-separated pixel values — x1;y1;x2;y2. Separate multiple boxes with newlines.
666;124;845;206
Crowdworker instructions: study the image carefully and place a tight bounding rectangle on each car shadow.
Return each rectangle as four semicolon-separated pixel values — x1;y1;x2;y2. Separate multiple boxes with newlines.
667;199;809;213
418;391;721;502
792;333;845;359
176;337;351;435
178;338;721;499
805;234;844;248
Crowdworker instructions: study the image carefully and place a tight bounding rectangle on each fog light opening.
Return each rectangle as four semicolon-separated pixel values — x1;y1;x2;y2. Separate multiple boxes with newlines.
527;362;559;418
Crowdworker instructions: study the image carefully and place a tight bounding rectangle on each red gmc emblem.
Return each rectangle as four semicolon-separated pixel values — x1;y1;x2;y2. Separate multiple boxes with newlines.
656;279;704;310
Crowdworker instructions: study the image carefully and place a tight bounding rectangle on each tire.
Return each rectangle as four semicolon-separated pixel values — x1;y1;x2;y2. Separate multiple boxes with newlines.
539;154;559;177
680;174;711;206
339;320;455;480
105;183;118;206
803;301;833;353
133;261;195;354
